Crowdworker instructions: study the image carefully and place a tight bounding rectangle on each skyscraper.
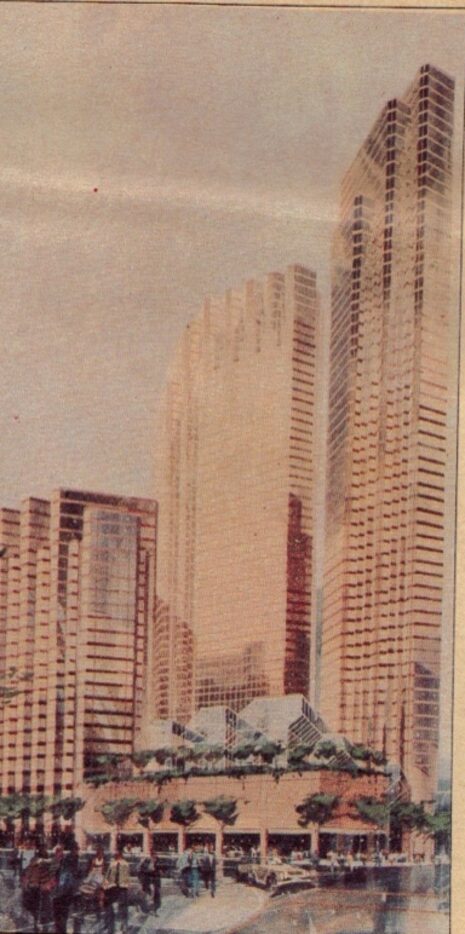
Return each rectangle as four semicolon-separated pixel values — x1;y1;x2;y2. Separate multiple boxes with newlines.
321;65;455;800
156;264;320;721
0;489;157;794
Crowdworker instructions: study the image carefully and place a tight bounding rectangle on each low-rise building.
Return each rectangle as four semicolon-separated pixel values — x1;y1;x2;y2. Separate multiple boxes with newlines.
77;769;391;860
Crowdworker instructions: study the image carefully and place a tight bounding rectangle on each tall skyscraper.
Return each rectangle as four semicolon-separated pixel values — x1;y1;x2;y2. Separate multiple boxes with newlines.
156;264;320;721
0;489;157;794
321;65;455;800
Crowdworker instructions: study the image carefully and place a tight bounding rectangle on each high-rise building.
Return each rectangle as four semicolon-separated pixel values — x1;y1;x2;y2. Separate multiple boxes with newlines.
0;489;157;794
156;264;320;721
321;65;455;800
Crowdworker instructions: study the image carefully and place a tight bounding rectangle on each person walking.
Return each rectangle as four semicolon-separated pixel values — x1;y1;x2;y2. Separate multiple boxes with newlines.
177;848;192;897
52;851;78;933
21;844;55;934
21;839;36;877
104;849;130;934
81;844;106;906
190;845;201;898
139;849;162;915
10;844;22;879
151;852;162;914
201;845;216;897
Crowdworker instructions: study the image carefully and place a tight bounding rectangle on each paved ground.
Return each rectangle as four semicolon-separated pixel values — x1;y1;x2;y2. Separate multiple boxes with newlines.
0;870;449;933
0;873;266;934
234;886;450;934
136;880;265;933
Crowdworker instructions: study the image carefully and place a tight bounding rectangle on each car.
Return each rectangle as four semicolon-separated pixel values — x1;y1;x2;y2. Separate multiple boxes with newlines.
236;860;315;894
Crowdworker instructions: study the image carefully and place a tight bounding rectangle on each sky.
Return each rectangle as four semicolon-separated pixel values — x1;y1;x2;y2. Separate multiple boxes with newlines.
1;4;464;510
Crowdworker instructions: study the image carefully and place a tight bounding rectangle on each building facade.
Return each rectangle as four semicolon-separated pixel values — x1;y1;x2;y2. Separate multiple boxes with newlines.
321;65;455;800
156;264;320;721
79;769;391;860
0;489;157;795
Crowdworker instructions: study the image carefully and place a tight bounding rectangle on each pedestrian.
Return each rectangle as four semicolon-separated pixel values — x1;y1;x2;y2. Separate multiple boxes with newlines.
177;847;192;897
139;848;162;915
190;845;201;898
79;844;106;909
202;844;216;897
21;839;36;876
104;849;130;934
9;844;21;879
52;851;78;933
21;844;55;934
152;852;162;914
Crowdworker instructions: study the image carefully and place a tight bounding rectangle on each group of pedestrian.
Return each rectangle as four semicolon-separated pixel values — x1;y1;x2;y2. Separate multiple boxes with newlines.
21;844;79;933
20;842;165;934
177;844;216;899
19;841;220;932
82;846;162;932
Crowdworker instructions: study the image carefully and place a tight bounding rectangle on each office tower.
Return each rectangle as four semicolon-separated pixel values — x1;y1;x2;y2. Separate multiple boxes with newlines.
321;65;455;800
0;489;157;794
156;264;320;721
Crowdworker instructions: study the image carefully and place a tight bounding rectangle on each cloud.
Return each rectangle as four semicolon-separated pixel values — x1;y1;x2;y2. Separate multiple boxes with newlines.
0;163;335;227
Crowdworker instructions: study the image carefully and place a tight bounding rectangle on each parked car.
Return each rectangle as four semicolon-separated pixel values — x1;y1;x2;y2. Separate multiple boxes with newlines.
236;860;315;893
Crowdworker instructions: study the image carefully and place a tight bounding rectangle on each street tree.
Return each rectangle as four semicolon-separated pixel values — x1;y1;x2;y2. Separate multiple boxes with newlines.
170;798;199;848
296;793;339;828
353;796;389;828
137;800;165;829
203;795;238;827
98;797;140;846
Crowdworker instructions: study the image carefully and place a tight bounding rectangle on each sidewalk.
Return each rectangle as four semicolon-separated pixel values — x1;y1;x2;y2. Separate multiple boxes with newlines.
133;880;266;934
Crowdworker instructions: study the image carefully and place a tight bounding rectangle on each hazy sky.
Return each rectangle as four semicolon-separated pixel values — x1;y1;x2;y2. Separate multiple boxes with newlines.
1;4;464;507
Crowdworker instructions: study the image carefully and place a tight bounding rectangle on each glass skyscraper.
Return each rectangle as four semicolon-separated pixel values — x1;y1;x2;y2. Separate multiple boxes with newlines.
321;65;455;801
0;489;157;794
156;264;320;722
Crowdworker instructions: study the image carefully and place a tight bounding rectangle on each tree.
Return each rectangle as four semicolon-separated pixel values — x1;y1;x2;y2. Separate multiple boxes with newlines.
349;745;372;762
0;798;12;842
153;747;173;767
0;793;51;842
296;793;339;828
86;752;131;785
203;745;225;767
353;796;389;828
24;795;50;819
424;807;451;852
51;796;85;823
349;745;386;768
203;796;238;861
173;746;192;771
170;798;200;846
353;796;429;850
390;801;427;833
132;750;158;770
231;741;255;761
313;740;338;760
203;795;238;827
98;797;140;835
137;800;165;829
190;743;210;763
253;738;283;765
0;794;26;842
287;743;314;768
